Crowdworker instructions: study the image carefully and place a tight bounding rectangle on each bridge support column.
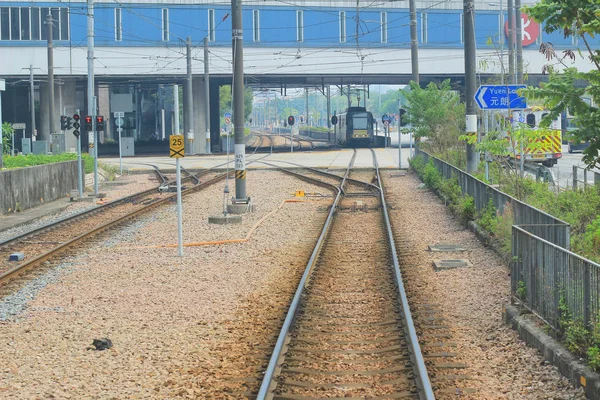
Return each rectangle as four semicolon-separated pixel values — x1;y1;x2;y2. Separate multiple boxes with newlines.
209;80;221;152
191;79;209;154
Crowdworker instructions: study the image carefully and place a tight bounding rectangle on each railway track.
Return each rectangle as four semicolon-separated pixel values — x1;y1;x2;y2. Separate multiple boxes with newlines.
0;155;269;289
257;149;433;399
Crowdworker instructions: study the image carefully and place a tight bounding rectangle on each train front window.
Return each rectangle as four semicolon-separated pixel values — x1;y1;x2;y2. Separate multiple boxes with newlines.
353;115;368;129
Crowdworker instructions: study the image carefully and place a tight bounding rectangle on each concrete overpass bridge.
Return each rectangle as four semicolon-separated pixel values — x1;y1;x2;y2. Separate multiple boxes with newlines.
1;0;597;153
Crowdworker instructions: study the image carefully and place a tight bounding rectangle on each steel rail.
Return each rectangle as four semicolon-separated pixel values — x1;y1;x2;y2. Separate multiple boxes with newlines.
0;156;263;249
371;148;435;400
257;149;433;399
255;150;356;399
256;158;379;194
0;154;271;285
0;173;230;285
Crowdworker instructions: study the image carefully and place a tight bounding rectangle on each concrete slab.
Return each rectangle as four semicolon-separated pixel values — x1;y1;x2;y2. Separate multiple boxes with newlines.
208;214;242;225
428;244;468;252
0;197;72;234
432;259;473;271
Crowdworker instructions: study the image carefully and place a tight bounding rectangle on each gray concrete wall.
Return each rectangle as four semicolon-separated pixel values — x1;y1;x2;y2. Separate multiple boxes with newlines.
0;161;78;214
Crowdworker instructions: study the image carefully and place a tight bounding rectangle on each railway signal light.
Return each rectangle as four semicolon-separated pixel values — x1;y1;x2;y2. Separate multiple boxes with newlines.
399;109;408;127
72;114;81;138
84;116;93;131
96;116;105;132
300;115;304;124
331;115;338;125
60;115;68;131
287;115;295;126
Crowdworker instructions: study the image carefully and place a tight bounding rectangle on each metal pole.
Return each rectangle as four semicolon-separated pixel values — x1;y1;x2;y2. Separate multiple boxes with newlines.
93;96;98;195
232;0;247;201
118;127;122;175
176;157;183;256
185;36;194;155
76;108;83;198
464;0;478;173
326;86;331;142
30;65;36;141
87;0;97;196
409;0;419;84
305;88;309;129
515;0;523;84
498;0;505;84
204;36;211;154
507;0;515;84
173;85;180;134
47;13;55;148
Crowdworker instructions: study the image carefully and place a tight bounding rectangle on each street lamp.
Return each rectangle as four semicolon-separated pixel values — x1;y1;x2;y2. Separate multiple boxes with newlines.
489;2;505;84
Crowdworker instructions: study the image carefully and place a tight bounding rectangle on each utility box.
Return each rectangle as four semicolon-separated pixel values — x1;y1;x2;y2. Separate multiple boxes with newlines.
51;133;66;154
121;137;135;156
32;140;49;155
21;138;31;155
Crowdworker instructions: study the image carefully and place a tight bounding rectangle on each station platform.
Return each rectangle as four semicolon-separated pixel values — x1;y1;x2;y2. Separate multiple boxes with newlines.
99;147;414;172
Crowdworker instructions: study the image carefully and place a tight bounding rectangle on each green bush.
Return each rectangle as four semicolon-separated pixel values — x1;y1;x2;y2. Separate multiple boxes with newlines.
409;155;426;175
423;160;442;190
477;199;498;235
439;176;462;205
458;195;476;225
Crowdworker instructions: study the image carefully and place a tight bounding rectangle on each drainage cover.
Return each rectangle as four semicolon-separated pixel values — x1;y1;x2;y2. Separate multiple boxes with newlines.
433;259;472;271
428;244;467;252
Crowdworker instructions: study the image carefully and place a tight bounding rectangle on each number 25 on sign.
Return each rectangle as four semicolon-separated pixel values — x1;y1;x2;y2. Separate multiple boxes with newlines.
170;135;185;158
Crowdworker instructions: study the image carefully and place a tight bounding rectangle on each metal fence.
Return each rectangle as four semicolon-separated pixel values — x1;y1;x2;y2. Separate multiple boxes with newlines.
413;149;600;332
415;148;570;248
512;226;600;330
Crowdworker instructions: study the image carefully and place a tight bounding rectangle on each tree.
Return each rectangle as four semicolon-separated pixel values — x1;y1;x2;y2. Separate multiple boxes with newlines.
403;80;466;164
523;0;600;169
219;86;253;123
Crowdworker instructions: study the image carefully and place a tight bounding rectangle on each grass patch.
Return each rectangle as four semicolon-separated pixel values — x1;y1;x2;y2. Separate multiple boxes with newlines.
3;153;94;174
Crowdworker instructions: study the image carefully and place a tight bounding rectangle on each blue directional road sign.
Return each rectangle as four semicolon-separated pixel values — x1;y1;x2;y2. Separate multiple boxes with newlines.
474;85;527;110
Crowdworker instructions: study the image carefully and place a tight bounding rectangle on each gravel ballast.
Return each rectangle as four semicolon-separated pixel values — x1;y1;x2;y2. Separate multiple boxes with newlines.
384;171;585;399
0;170;331;398
0;174;158;242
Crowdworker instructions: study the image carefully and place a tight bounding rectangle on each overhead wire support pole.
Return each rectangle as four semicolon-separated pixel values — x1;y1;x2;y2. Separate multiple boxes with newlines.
87;0;98;196
507;0;515;84
204;36;211;154
515;0;523;84
409;0;419;84
47;13;55;148
232;0;247;202
464;0;478;173
29;65;36;141
186;36;194;155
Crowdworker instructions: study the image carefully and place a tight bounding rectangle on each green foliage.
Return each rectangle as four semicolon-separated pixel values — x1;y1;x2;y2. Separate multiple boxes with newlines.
477;199;498;235
457;195;476;225
495;202;515;258
403;80;466;162
422;160;442;190
440;176;462;206
522;0;600;169
300;126;330;133
219;86;253;123
3;153;94;174
517;281;527;301
2;122;14;155
409;154;426;175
